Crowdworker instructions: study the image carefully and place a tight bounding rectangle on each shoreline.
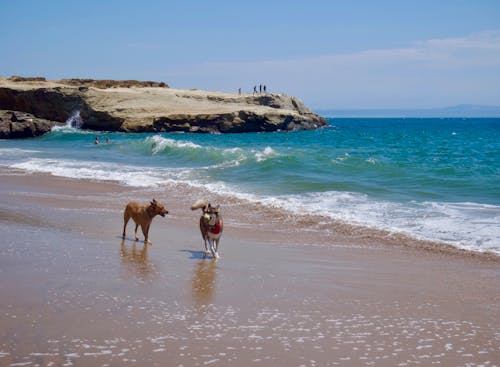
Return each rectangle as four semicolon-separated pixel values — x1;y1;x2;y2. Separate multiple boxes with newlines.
0;168;499;366
1;167;498;262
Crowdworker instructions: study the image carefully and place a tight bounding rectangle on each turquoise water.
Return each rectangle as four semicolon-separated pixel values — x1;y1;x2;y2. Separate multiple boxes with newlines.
1;118;499;253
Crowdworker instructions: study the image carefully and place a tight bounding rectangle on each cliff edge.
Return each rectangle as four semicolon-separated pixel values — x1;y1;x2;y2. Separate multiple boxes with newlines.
0;77;327;138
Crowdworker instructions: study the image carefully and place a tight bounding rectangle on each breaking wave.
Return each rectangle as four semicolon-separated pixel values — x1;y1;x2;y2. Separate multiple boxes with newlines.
2;117;499;255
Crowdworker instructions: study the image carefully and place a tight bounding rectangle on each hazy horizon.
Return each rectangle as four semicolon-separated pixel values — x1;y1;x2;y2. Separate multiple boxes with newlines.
315;104;500;117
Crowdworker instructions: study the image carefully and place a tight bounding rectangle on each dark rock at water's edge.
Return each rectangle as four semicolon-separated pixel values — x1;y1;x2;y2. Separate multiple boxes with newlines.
0;87;124;135
0;110;62;139
0;77;327;137
149;111;323;133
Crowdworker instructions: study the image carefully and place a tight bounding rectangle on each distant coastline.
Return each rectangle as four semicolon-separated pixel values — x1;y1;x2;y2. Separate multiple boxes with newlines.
316;104;500;118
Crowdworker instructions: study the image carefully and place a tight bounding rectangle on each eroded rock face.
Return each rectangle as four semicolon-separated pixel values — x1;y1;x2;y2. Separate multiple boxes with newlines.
0;110;62;139
149;111;325;134
0;87;124;133
0;77;327;137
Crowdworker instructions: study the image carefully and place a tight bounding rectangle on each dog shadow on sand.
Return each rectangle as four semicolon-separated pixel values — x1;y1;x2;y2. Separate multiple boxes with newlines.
180;249;211;260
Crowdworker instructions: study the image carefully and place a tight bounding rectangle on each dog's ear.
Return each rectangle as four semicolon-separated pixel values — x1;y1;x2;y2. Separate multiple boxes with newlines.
152;198;157;203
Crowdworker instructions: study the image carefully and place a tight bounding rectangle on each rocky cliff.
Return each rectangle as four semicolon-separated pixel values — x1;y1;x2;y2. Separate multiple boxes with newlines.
0;110;61;139
0;77;327;138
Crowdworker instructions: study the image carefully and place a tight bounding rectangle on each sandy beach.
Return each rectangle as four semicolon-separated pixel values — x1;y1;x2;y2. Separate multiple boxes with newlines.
0;169;498;367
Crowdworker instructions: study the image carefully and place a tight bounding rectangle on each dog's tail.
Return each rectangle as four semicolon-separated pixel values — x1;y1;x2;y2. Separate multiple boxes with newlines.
191;199;208;211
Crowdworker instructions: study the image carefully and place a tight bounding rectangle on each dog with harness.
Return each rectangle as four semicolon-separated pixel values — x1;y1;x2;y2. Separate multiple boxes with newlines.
191;200;224;259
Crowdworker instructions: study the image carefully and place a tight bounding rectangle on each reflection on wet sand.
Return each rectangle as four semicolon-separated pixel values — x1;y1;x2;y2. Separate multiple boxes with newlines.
120;239;157;281
191;259;217;307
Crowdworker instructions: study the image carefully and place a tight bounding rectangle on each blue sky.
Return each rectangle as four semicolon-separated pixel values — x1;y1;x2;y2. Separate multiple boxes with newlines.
1;0;499;109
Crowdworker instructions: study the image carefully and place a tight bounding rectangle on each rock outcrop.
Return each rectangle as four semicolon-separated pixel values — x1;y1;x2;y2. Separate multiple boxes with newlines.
0;110;62;139
0;77;327;138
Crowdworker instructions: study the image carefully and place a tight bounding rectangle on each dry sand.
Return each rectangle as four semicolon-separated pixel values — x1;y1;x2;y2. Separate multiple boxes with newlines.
0;170;498;366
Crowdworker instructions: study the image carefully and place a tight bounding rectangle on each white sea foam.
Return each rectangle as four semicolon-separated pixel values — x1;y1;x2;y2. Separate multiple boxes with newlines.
7;156;499;254
177;176;500;253
159;175;500;253
223;147;244;154
10;158;190;188
0;148;44;169
50;125;86;133
0;148;40;154
147;135;201;154
256;191;500;254
65;110;84;128
254;146;278;162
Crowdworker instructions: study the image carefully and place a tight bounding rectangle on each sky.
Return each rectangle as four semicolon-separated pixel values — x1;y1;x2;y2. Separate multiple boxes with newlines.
1;0;500;109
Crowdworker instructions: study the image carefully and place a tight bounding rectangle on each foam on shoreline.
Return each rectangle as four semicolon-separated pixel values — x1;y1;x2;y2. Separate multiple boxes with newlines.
1;167;498;261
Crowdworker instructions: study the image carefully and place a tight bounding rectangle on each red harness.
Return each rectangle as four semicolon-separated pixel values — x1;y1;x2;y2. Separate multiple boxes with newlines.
209;220;222;235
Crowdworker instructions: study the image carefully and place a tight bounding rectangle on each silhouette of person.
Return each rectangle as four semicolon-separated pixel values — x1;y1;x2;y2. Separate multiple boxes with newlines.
94;136;99;144
253;85;257;94
264;85;267;93
259;84;262;93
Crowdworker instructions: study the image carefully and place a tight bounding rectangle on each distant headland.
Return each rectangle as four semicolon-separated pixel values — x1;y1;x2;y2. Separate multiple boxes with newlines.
0;76;327;139
317;105;500;118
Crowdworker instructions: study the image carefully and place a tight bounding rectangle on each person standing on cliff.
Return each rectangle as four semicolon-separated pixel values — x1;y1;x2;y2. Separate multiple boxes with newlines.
259;84;262;94
238;88;241;95
253;85;257;94
264;85;267;93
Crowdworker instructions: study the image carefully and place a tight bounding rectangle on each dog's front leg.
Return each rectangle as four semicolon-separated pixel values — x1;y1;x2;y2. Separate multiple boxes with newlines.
209;239;219;259
214;239;220;259
208;239;215;258
142;224;151;244
204;238;209;254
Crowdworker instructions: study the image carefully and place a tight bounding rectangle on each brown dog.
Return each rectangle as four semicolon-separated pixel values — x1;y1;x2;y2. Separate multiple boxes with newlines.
191;199;223;259
122;199;168;244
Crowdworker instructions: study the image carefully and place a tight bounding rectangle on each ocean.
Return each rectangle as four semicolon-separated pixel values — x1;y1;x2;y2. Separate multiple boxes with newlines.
1;117;499;254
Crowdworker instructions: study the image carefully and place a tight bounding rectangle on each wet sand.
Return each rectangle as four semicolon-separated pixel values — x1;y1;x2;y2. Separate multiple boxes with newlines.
0;170;499;366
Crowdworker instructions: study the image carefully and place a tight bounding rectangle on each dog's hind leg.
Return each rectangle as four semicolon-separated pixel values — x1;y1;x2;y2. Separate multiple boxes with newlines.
134;223;139;241
123;211;131;238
